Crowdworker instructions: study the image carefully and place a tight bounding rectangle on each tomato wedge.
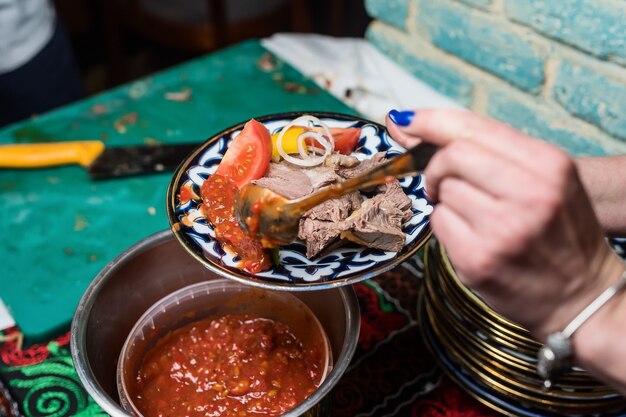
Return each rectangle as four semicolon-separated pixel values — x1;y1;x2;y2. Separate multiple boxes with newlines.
305;127;361;155
216;119;272;188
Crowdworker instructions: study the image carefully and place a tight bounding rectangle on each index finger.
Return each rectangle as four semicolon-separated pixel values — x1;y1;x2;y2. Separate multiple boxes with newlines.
386;109;562;178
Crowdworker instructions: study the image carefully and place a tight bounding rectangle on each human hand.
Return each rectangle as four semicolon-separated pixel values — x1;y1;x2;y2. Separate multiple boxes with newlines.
386;109;626;341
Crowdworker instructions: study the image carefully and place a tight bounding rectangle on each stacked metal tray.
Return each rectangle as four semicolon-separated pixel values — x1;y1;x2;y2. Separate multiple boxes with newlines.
419;239;626;416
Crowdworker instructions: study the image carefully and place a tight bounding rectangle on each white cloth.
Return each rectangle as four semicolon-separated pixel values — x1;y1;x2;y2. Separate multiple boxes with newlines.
0;0;55;74
261;33;463;124
0;298;15;331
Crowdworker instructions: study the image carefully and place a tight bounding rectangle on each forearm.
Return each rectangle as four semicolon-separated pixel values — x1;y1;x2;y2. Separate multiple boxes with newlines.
575;156;626;235
572;252;626;394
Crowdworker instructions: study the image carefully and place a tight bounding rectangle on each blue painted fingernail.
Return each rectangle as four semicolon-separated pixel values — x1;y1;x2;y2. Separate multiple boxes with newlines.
388;110;415;127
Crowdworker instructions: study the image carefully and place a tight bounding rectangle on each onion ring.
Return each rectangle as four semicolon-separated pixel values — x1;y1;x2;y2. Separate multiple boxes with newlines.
275;115;335;167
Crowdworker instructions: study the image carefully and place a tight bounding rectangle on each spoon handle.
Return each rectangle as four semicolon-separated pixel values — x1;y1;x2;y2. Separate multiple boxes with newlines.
290;142;438;213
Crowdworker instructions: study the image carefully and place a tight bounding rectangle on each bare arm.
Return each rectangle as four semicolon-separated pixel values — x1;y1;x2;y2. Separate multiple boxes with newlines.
576;156;626;235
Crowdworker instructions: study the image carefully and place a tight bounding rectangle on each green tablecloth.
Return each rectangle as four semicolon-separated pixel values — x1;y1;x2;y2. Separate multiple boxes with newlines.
0;39;356;341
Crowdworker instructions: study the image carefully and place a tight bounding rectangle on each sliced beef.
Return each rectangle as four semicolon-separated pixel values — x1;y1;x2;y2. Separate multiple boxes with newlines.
252;160;340;199
324;153;360;169
340;195;406;252
252;162;313;199
254;152;412;258
301;165;341;190
337;152;387;179
298;218;341;258
299;191;362;257
305;191;361;222
379;180;413;222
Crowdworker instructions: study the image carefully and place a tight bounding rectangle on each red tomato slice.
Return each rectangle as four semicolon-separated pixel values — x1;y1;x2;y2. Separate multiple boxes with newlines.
216;119;272;188
306;127;361;155
330;127;361;154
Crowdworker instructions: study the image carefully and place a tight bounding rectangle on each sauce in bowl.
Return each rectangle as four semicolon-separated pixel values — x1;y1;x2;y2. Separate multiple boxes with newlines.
118;281;332;417
131;314;325;417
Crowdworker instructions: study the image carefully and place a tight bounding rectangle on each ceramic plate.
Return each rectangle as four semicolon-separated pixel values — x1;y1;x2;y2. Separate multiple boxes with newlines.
166;111;433;290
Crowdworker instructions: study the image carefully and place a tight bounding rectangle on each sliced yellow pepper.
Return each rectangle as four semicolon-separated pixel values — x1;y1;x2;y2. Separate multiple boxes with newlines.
271;127;306;161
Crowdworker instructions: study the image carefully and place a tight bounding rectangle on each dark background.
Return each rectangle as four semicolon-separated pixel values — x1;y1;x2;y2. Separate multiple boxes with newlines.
52;0;371;95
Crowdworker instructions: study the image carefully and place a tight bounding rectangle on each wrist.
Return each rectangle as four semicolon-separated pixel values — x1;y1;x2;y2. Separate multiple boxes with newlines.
536;242;624;339
571;255;626;390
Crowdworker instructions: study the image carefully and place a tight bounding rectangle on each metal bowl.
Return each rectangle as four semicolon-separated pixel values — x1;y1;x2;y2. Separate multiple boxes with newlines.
70;230;360;416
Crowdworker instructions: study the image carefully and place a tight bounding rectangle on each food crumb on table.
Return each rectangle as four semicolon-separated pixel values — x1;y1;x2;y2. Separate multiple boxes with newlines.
74;214;88;231
143;137;161;146
257;52;277;72
113;112;138;134
129;81;150;99
91;104;107;115
164;88;192;102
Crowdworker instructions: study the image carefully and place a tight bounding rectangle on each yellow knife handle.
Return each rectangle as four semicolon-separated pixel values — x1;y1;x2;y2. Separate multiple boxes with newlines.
0;141;106;168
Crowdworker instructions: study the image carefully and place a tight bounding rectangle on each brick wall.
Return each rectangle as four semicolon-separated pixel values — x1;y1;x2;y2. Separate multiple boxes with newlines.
365;0;626;156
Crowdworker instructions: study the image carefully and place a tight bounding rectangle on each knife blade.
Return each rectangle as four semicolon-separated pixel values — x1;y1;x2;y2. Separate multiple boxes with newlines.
0;141;199;179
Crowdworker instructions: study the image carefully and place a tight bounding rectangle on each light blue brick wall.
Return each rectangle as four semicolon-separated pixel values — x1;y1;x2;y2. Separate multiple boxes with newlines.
366;25;474;106
418;1;544;92
457;0;491;10
553;61;626;142
487;92;610;156
364;0;626;155
364;0;410;30
505;0;626;65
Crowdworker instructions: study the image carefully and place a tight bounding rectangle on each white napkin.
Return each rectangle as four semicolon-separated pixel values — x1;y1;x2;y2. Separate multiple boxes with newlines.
261;33;463;124
0;298;15;331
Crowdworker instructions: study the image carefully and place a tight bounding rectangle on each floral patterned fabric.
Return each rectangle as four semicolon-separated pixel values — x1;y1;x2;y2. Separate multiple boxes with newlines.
0;252;501;417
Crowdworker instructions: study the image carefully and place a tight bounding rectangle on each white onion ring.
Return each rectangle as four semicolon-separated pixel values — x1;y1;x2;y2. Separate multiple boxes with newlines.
275;115;335;167
305;131;333;153
307;146;326;155
296;132;328;165
299;131;331;154
296;131;312;158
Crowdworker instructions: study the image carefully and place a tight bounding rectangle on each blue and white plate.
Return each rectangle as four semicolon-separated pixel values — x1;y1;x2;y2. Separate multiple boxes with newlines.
166;112;433;290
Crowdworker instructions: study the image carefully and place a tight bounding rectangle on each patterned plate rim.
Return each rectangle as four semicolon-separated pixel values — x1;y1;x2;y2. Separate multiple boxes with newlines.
166;111;432;291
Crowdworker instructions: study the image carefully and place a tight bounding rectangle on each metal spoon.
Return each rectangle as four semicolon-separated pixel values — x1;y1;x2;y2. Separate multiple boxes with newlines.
234;142;438;247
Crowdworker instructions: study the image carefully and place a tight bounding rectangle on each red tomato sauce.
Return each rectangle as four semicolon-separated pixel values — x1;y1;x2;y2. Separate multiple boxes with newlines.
200;174;271;273
246;194;290;249
132;314;324;417
178;183;197;205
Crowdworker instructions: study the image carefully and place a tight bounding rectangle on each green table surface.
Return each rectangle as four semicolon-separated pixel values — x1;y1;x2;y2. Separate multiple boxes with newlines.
0;39;357;341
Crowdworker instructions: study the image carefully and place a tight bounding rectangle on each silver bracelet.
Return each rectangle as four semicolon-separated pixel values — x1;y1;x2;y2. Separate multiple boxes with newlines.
537;267;626;390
